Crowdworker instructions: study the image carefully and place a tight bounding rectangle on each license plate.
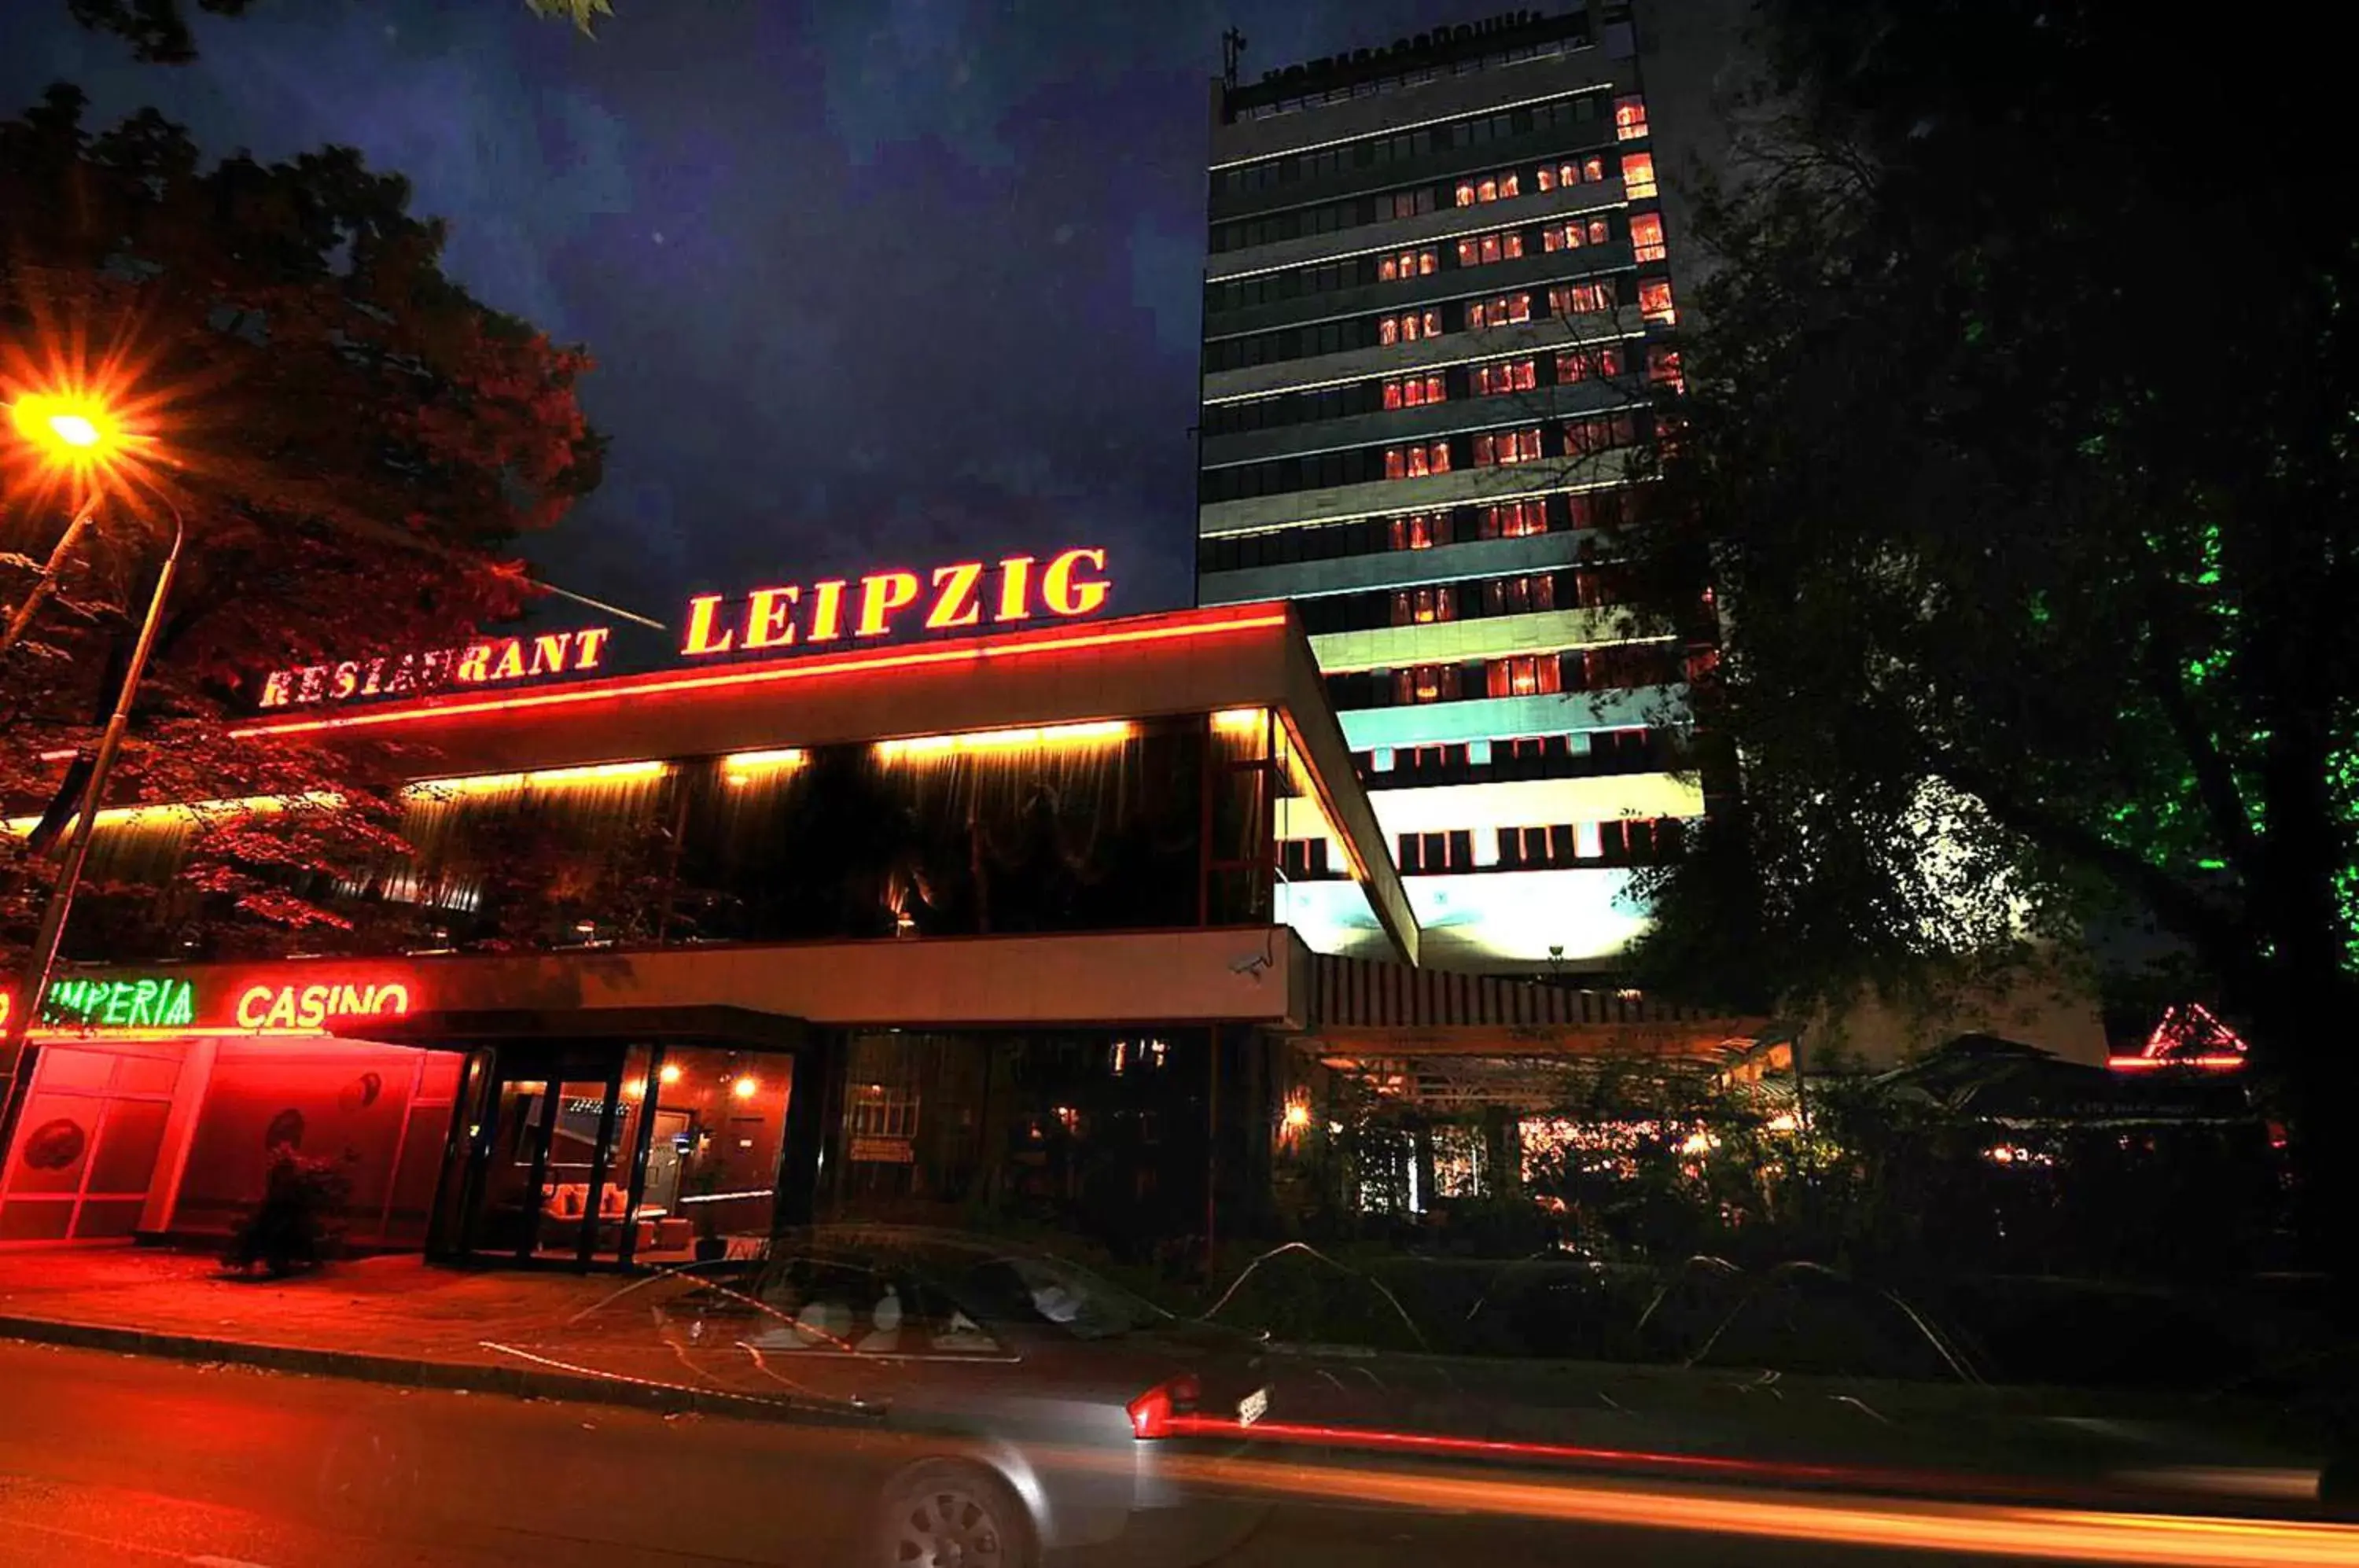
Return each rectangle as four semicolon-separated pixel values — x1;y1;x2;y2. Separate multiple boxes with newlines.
1238;1387;1268;1427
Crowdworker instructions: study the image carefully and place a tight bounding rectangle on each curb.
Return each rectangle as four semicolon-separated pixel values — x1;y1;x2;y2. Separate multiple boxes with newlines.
0;1312;876;1429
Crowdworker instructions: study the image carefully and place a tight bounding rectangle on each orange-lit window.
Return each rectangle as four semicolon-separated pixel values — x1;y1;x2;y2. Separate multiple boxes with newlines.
1542;217;1612;252
1615;95;1649;141
1550;280;1616;316
1382;373;1447;410
1391;189;1434;220
1564;411;1639;454
1647;345;1684;392
1555;346;1625;383
1456;171;1522;208
1487;654;1562;698
1456;230;1525;267
1391;586;1458;626
1630;213;1666;263
1395;664;1463;705
1388;513;1452;550
1535;156;1607;193
1473;358;1537;396
1379;308;1443;345
1472;428;1542;467
1378;246;1439;282
1639;278;1676;324
1482;499;1549;539
1623;153;1657;199
1484;574;1556;614
1385;440;1452;479
1467;293;1533;329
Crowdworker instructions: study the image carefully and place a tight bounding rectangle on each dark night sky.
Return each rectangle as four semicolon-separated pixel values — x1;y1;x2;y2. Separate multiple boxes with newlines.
0;0;1524;635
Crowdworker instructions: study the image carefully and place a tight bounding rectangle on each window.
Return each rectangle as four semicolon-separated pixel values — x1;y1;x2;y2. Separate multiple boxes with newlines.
1541;217;1612;252
1397;829;1474;873
1472;428;1542;466
1496;824;1576;869
1533;154;1608;193
1378;247;1438;282
1279;839;1331;881
1484;574;1556;614
1565;491;1625;531
1391;586;1458;626
1383;441;1452;479
1647;345;1685;393
1550;280;1617;317
1382;373;1447;410
1481;499;1549;539
1388;513;1453;550
1639;279;1677;325
1391;188;1436;219
1453;170;1524;207
1394;664;1463;705
1456;230;1525;267
1614;96;1650;141
1472;358;1537;396
1622;153;1658;199
1555;347;1625;383
1564;411;1640;454
1467;293;1533;329
1378;308;1443;346
1487;654;1562;698
1630;213;1666;263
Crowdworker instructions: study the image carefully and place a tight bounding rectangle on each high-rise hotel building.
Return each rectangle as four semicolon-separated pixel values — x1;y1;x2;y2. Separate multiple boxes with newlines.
1197;5;1703;975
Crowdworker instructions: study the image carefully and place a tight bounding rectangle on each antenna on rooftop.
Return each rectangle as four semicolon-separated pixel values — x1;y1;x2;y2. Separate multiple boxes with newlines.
1221;27;1248;90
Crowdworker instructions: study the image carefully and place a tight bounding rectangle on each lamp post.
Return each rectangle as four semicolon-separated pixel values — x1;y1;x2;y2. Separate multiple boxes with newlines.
1;393;181;1093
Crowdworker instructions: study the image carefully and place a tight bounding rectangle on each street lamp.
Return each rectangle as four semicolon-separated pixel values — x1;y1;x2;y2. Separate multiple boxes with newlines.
1;389;184;1091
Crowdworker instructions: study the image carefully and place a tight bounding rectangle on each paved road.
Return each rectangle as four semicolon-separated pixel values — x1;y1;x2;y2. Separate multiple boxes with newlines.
0;1342;2337;1568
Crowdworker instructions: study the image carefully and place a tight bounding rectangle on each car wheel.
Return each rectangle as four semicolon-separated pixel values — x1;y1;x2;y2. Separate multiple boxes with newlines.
874;1459;1037;1568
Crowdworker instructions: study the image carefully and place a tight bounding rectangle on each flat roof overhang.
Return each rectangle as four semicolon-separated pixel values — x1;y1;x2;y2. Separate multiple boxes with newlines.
335;1003;810;1051
20;602;1419;969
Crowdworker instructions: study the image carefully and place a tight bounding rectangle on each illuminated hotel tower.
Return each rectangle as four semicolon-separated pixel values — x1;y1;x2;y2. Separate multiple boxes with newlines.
1196;3;1703;974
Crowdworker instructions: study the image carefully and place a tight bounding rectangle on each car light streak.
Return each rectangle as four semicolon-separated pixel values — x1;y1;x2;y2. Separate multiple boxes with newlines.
1140;1452;2359;1566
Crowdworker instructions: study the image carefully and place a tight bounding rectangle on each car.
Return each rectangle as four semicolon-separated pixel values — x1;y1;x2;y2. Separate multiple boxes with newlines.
619;1225;1273;1566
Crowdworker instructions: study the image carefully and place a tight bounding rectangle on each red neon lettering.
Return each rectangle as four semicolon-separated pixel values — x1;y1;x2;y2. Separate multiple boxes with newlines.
807;580;848;642
926;562;984;630
362;657;388;696
1040;548;1110;618
297;665;329;703
572;628;611;669
234;978;415;1031
259;671;295;708
743;587;801;651
385;655;420;695
995;556;1036;623
855;572;920;638
682;594;736;657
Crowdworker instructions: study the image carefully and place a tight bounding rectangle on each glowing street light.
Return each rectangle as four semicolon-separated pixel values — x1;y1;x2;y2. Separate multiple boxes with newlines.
0;385;185;1090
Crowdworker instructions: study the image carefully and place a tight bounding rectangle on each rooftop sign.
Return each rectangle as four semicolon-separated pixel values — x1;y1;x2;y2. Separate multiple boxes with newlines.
679;547;1112;658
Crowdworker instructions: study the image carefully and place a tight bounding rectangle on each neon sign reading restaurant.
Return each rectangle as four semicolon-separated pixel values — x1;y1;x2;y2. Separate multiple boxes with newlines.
258;628;613;710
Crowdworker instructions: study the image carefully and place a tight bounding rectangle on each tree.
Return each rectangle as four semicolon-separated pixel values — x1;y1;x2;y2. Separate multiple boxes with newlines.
1;84;602;959
67;0;613;64
1621;0;2359;1261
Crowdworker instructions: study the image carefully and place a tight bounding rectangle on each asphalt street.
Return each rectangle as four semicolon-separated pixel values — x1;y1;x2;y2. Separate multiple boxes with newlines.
0;1341;2338;1568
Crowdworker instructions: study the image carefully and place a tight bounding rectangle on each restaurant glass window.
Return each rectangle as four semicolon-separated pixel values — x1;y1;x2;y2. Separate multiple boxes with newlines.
636;1047;793;1263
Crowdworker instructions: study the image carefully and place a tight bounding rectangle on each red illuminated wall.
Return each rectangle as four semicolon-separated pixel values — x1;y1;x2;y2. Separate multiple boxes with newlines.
171;1044;459;1245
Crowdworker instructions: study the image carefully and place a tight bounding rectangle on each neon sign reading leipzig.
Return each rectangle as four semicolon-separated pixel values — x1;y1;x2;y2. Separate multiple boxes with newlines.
679;547;1112;657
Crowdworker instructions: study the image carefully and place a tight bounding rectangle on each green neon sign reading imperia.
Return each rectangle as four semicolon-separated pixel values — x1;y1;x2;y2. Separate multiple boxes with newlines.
41;976;197;1029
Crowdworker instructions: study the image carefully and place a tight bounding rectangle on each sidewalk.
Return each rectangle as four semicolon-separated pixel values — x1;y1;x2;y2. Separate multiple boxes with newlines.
0;1243;820;1420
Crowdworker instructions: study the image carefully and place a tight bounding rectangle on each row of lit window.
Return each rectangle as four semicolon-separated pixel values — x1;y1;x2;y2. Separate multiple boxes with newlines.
1204;337;1657;437
1321;644;1687;711
1358;729;1661;783
1206;275;1673;376
1196;491;1636;576
1353;815;1675;876
1205;407;1652;500
1212;148;1658;254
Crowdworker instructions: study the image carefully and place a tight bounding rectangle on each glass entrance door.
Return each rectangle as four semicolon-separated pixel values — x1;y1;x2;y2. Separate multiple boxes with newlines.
450;1043;656;1268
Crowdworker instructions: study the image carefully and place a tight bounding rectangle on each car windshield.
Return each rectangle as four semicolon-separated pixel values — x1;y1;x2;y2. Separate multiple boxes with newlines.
945;1250;1171;1342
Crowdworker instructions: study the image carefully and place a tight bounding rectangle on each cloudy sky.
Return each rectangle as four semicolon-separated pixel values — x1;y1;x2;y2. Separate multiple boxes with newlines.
1;0;1520;635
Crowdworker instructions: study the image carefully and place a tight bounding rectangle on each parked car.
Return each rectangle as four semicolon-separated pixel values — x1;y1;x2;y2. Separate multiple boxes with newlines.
624;1225;1272;1566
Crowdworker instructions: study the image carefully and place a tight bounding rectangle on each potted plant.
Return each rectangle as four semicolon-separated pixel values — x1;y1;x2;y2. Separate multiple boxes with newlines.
223;1147;354;1279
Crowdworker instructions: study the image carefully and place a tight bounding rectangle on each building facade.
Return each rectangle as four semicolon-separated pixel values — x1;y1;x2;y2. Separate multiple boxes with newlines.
1197;4;1706;976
